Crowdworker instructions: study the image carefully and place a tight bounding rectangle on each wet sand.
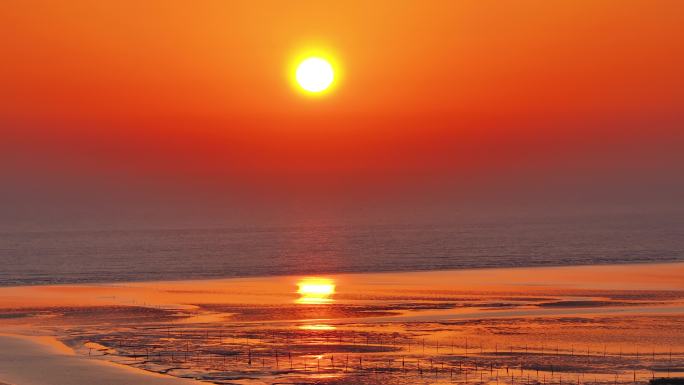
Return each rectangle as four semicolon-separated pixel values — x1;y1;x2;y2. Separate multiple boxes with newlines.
0;334;199;385
0;262;683;384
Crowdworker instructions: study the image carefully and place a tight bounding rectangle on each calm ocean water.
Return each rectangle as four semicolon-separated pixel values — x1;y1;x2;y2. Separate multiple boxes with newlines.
1;213;683;286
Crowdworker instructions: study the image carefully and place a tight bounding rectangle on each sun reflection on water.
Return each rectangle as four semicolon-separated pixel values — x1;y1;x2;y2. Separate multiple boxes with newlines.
296;277;335;304
298;323;336;330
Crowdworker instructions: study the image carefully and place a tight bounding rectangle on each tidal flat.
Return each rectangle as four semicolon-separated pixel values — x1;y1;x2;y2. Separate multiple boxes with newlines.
1;263;683;385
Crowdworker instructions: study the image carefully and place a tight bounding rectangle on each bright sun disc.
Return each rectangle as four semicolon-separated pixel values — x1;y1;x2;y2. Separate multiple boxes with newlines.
295;57;334;93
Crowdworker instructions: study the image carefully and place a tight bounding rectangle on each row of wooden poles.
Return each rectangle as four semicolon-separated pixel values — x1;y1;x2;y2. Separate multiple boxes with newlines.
89;328;680;384
120;349;678;385
108;328;679;363
108;341;680;384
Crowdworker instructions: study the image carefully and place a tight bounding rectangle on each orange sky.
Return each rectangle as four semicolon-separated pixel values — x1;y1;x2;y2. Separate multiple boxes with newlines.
1;1;683;216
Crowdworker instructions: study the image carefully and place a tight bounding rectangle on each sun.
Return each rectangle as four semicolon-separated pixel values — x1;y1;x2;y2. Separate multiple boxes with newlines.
295;57;334;93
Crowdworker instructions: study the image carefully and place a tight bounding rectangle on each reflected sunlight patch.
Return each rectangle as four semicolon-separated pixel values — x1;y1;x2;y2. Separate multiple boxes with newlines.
296;277;335;304
298;323;336;331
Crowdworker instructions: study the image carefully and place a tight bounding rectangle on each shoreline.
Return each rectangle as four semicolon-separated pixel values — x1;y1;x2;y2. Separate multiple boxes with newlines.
0;261;683;310
1;259;683;290
1;261;681;310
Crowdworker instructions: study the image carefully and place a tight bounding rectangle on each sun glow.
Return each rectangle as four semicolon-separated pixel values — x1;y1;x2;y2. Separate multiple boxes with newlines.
295;57;334;93
289;50;339;96
296;277;335;304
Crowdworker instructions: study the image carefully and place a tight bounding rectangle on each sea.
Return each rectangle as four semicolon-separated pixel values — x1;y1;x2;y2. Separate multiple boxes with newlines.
1;211;683;286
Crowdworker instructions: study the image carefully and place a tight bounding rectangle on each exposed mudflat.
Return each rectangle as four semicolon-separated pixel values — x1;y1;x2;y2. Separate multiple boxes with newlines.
1;263;683;385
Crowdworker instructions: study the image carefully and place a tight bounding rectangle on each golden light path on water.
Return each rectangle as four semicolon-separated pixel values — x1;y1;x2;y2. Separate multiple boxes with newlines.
298;324;336;331
296;277;335;305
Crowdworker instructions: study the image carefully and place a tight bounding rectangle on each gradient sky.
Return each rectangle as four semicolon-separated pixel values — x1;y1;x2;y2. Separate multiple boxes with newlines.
2;1;683;227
